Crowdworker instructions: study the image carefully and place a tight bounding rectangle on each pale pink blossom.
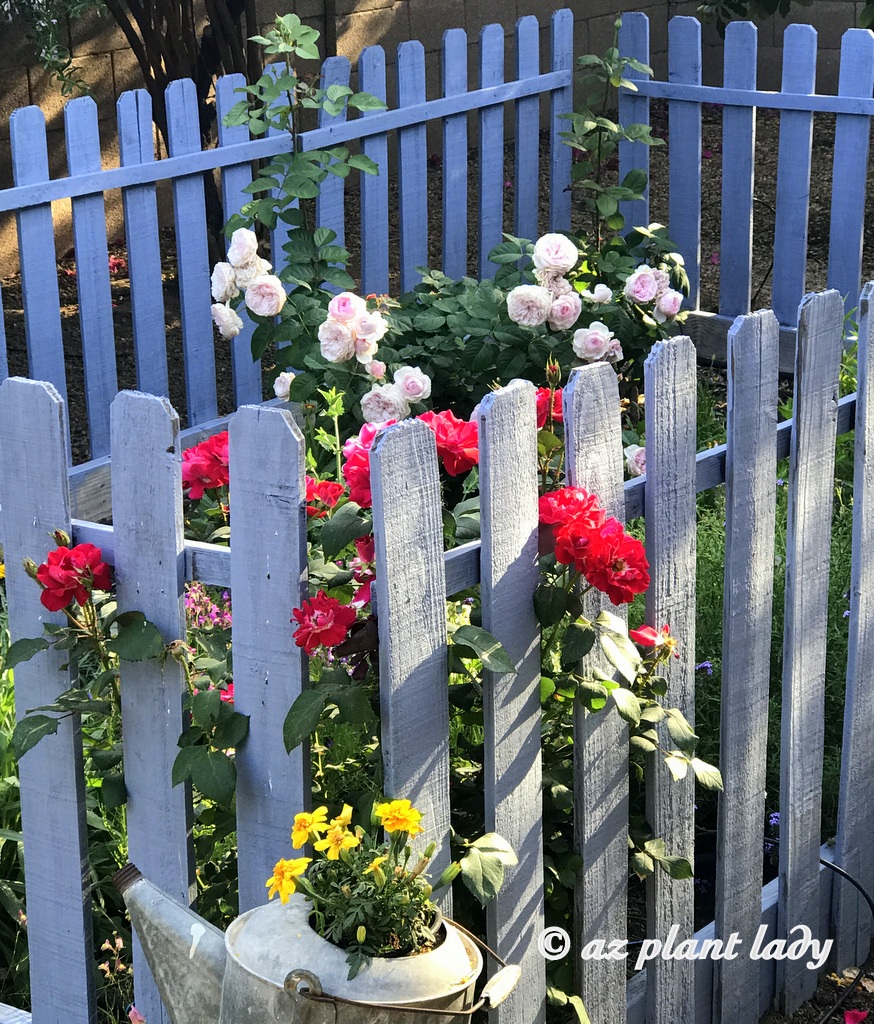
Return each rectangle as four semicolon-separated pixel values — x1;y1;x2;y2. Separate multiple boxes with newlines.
606;337;624;363
535;268;573;297
234;256;272;290
582;284;613;304
360;383;410;423
654;288;684;323
624;443;646;477
652;269;671;297
328;291;367;322
532;232;579;274
506;285;553;327
318;319;355;362
211;302;243;340
393;365;432;402
366;360;387;379
244;275;287;317
572;321;615;362
624;267;659;304
548;292;582;331
210;262;238;303
351;310;389;344
273;371;296;401
226;227;259;268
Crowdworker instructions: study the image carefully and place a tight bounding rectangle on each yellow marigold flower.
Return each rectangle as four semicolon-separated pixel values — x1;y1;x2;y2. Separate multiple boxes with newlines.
330;803;353;828
291;806;329;849
375;799;424;836
363;855;388;875
265;857;312;904
314;825;360;860
0;564;6;580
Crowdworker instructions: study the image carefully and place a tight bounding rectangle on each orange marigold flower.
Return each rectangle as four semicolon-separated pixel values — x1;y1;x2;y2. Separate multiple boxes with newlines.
375;799;424;836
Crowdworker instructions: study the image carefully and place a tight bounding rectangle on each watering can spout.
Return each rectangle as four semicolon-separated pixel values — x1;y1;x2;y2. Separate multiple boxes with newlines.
114;864;226;1024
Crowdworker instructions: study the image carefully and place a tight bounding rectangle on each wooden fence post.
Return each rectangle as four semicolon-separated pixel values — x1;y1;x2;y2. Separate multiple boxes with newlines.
0;377;95;1023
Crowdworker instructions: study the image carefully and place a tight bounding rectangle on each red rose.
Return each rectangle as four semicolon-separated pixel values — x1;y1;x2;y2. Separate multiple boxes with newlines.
418;410;479;476
219;682;234;704
182;432;230;500
580;518;650;605
538;487;605;530
341;420;396;509
536;387;563;429
305;477;345;518
629;625;661;647
291;591;357;655
553;520;593;571
36;543;111;612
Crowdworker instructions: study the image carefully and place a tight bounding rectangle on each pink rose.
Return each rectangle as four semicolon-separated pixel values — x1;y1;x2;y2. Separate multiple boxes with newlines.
318;319;355;362
273;371;296;401
572;321;615;362
535;268;573;297
211;302;243;340
606;337;624;363
547;292;582;332
244;275;287;317
360;383;410;423
227;228;259;268
652;269;671;297
624;444;646;477
582;284;613;304
328;291;367;322
366;360;387;379
393;366;432;402
210;262;238;303
654;289;683;323
506;285;553;327
532;233;579;274
234;256;272;290
623;268;659;304
352;310;389;344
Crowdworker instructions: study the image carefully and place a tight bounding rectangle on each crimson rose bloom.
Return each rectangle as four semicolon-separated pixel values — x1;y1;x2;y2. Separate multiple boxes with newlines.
535;387;563;429
538;487;605;530
305;477;345;518
291;591;357;655
580;518;650;605
182;432;230;500
37;543;111;612
341;420;397;508
418;410;479;476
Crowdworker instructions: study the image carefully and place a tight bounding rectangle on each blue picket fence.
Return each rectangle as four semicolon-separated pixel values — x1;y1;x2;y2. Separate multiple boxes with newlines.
619;13;874;367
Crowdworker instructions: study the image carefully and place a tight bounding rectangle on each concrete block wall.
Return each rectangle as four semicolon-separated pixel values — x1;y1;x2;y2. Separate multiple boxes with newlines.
0;0;865;275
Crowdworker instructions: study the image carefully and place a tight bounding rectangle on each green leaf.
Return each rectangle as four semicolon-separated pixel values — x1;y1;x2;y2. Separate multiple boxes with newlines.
320;501;370;560
664;707;698;754
560;622;596;668
191;748;237;806
283;689;328;752
659;855;694;880
212;710;250;749
459;847;505;905
100;772;127;809
347;92;388;111
540;677;556;703
596;192;618;218
599;632;641;685
576;678;609;712
664;752;689;781
470;832;518;866
690;757;724;791
5;637;50;669
106;612;164;661
533;584;568;627
610;687;641;726
171;745;200;786
594;609;627;635
347;153;380;175
330;685;374;725
313;226;337;247
630;851;654;879
451;626;515;675
12;715;59;758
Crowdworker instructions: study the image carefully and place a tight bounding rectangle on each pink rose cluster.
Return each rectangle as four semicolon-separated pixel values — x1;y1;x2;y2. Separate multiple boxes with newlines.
506;233;584;333
318;291;390;367
623;266;684;323
210;227;287;340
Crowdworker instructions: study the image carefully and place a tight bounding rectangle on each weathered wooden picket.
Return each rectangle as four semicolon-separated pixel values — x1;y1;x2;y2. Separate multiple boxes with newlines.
619;13;874;370
1;286;872;1024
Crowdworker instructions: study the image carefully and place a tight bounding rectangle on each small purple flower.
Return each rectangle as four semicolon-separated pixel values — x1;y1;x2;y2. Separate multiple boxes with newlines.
844;610;851;618
768;811;780;828
776;478;785;487
695;660;713;676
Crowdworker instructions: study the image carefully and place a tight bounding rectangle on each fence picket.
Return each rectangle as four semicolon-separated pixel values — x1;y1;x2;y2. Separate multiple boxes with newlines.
643;337;698;1024
713;311;780;1024
777;290;844;1014
564;364;628;1024
359;46;390;295
549;9;573;232
827;31;874;318
111;391;195;1024
397;41;429;292
265;62;297;294
0;378;94;1024
833;281;874;969
0;287;8;381
479;24;505;279
370;420;452;903
618;12;651;229
166;78;218;425
667;17;702;310
514;18;540;243
477;381;544;1024
66;97;118;459
719;23;757;316
10;107;67;406
315;56;351;258
216;74;262;407
442;29;469;279
771;26;816;327
118;90;169;399
229;404;309;911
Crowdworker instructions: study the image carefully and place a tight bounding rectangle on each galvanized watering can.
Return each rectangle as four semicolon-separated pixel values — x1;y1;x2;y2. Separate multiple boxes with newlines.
115;864;521;1023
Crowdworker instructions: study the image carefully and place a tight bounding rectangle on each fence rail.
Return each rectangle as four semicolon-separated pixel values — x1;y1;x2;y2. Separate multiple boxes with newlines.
2;288;873;1024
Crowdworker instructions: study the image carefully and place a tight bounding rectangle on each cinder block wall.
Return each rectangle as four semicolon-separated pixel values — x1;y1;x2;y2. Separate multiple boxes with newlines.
0;0;864;274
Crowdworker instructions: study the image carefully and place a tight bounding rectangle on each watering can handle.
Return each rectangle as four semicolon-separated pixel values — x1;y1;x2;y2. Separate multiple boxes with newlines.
284;917;522;1017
